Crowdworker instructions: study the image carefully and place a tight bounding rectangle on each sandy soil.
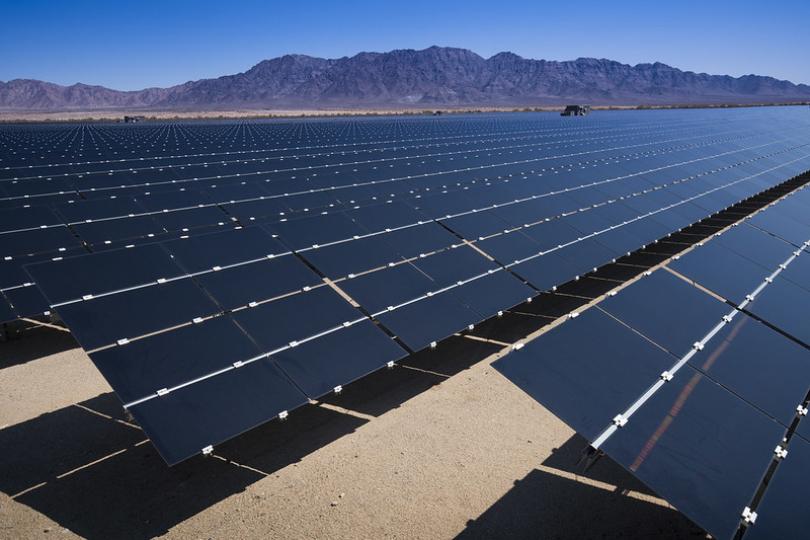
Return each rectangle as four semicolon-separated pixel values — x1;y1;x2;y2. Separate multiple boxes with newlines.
1;102;803;122
0;107;566;123
0;291;702;540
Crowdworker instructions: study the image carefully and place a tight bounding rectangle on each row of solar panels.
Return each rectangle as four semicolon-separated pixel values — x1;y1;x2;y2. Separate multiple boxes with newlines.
0;121;739;186
0;120;761;208
24;140;810;464
0;112;737;169
495;185;810;539
3;128;809;323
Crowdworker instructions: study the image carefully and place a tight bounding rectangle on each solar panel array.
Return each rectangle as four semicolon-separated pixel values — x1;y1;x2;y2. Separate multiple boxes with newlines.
495;185;810;539
2;108;810;466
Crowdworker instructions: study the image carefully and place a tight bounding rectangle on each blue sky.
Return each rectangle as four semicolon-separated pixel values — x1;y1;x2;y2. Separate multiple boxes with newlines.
2;0;808;90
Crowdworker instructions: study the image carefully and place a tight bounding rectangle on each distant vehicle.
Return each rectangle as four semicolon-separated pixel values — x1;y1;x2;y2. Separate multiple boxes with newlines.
123;115;146;123
560;105;591;116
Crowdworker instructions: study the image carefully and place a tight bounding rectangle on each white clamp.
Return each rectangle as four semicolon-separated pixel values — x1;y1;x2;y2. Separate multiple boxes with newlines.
741;507;758;524
774;445;788;459
278;410;289;421
660;371;674;382
693;342;704;351
797;404;808;416
201;445;214;456
612;414;628;427
333;385;343;394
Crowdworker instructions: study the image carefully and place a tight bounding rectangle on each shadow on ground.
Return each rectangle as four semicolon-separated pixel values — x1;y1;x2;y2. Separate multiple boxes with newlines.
0;324;77;368
455;466;703;540
456;434;703;540
0;256;704;539
0;332;502;539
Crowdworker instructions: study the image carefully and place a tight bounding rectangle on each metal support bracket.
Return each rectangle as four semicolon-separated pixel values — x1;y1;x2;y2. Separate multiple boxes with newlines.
742;506;758;524
612;414;628;427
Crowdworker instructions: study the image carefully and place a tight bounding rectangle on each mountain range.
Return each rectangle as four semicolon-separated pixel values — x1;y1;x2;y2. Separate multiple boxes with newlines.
2;46;809;111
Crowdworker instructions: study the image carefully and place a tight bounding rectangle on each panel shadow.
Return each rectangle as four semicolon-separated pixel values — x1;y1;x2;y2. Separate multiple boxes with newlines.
455;467;702;540
1;392;367;540
0;324;78;369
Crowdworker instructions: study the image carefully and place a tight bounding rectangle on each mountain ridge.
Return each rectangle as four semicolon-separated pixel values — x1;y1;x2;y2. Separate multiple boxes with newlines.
3;46;810;111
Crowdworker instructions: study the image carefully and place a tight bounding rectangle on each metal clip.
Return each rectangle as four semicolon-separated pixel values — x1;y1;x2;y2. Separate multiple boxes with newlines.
660;371;674;382
157;388;169;396
386;361;395;369
429;341;437;349
612;414;628;427
201;445;214;456
742;506;757;525
774;445;788;459
278;410;289;421
797;404;808;416
117;338;130;346
693;342;704;351
333;385;343;394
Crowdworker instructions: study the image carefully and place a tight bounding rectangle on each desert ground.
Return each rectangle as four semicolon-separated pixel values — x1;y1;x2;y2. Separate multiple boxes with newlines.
0;102;803;123
0;278;703;540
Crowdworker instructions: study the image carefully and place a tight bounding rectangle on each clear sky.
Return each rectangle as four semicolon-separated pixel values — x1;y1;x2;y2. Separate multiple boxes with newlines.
2;0;808;90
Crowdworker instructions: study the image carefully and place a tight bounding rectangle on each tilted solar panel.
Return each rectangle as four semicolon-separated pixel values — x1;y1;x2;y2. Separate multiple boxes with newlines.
494;187;810;539
2;108;810;474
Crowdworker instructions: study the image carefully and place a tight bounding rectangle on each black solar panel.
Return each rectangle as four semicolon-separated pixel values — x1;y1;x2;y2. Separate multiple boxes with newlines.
3;108;810;475
494;185;810;539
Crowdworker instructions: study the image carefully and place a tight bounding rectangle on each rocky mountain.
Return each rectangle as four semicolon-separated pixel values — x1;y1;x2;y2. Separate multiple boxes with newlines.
3;46;809;110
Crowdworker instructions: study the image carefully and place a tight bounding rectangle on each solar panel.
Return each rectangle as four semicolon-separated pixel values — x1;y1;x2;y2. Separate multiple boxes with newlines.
493;184;810;539
597;365;783;540
3;108;810;476
745;436;810;540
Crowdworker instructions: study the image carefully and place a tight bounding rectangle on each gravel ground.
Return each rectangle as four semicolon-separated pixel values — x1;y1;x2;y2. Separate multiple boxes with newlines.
0;313;703;540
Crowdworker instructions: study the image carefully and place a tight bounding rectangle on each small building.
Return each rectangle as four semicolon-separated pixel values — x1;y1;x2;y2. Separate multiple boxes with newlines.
560;105;591;117
123;115;147;123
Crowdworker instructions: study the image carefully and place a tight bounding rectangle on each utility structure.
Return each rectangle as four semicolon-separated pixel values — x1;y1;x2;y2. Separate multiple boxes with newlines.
561;105;591;116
